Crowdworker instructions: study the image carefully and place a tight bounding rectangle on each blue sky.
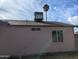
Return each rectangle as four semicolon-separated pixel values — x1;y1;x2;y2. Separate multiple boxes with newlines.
0;0;78;25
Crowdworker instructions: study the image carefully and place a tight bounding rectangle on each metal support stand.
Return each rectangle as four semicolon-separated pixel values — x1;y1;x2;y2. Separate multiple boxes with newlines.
46;12;47;22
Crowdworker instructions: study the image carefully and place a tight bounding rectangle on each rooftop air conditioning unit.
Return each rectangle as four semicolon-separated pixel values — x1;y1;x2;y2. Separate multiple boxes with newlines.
34;12;43;22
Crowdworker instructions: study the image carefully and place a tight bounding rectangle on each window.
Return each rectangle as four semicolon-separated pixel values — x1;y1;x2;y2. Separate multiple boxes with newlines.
52;30;63;42
32;28;40;31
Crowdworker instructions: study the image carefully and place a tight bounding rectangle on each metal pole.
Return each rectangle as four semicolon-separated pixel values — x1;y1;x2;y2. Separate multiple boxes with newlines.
43;4;49;22
46;12;47;21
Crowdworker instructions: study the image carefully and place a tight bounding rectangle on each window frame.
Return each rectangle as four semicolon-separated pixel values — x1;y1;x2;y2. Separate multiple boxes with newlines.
52;30;63;42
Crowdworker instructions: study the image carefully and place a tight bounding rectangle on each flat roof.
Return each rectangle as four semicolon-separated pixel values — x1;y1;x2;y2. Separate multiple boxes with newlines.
0;20;78;27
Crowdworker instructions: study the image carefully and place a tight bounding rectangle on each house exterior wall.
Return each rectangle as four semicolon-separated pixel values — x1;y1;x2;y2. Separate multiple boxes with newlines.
0;26;75;56
74;33;78;50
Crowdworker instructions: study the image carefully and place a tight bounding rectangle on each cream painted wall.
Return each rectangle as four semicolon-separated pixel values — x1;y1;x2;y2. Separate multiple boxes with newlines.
0;26;75;56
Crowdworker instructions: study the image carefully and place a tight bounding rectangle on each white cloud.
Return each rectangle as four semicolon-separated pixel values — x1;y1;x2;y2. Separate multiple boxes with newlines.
0;14;6;19
0;0;7;5
0;0;78;22
53;7;57;10
67;16;78;32
67;16;78;25
0;0;5;3
0;0;41;20
0;14;18;20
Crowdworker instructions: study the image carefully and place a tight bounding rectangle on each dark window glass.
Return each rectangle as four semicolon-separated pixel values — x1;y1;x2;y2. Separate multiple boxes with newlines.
52;30;63;42
58;31;63;42
52;31;57;42
32;28;40;31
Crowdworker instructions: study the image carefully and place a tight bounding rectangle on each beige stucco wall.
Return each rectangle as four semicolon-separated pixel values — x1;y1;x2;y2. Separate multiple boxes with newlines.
0;26;75;56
